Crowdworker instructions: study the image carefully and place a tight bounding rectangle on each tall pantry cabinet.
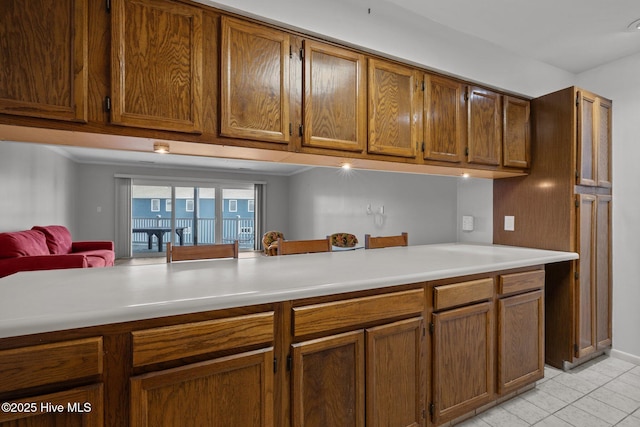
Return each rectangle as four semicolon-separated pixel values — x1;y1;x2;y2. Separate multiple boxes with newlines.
493;86;612;369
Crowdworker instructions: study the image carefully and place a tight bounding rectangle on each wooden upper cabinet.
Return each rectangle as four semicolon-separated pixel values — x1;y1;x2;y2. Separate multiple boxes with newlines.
423;74;466;163
577;90;612;188
467;86;502;166
367;59;419;158
0;0;88;122
302;40;366;152
111;0;203;133
503;96;530;169
221;17;290;143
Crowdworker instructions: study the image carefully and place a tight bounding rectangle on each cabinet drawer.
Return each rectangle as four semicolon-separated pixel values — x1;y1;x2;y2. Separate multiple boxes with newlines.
292;289;425;337
132;312;274;367
498;270;545;296
433;278;494;311
0;337;103;394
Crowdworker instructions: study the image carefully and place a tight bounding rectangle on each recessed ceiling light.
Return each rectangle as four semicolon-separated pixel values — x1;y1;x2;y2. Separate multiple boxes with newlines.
627;19;640;31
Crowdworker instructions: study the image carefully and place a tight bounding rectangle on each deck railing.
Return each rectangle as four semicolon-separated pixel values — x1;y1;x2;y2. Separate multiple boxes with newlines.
132;217;255;250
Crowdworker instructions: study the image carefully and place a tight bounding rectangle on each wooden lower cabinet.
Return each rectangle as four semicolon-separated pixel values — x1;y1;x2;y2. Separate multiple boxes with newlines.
0;384;103;427
497;290;544;394
432;302;494;425
291;317;425;427
130;348;273;427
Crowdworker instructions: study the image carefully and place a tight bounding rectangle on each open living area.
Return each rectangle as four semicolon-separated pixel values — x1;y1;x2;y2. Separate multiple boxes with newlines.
1;0;640;426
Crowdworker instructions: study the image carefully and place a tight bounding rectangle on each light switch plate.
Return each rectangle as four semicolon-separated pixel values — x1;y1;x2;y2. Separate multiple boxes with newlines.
462;215;474;231
504;216;515;231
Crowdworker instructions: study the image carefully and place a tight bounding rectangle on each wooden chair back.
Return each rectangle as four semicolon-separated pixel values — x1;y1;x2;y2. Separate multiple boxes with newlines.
167;241;239;263
276;238;332;255
364;232;408;249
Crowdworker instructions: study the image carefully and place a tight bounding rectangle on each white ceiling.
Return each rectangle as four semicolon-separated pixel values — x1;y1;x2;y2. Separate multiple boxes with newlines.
385;0;640;74
51;0;640;173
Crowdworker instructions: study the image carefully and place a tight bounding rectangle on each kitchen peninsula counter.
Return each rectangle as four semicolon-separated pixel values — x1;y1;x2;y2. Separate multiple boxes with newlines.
0;243;577;339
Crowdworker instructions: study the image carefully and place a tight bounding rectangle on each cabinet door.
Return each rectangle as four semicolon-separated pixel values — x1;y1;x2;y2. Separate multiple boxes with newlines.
111;0;203;133
423;74;465;163
596;98;612;188
577;90;598;186
0;0;87;122
303;40;366;152
432;302;494;425
0;384;103;427
503;96;530;169
291;331;365;427
467;86;502;166
576;194;597;358
130;348;274;427
367;59;419;158
498;290;544;394
596;195;612;349
366;318;425;427
221;17;290;143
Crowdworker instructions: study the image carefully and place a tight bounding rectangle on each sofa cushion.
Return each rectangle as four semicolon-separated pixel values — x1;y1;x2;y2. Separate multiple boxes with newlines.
0;230;50;259
84;255;107;268
79;249;115;267
32;225;73;255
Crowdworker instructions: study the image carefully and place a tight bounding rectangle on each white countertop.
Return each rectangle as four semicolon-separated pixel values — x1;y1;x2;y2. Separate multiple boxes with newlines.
0;243;577;339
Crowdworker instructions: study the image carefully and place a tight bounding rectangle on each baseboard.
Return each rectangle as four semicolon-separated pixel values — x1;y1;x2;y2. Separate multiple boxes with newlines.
609;348;640;366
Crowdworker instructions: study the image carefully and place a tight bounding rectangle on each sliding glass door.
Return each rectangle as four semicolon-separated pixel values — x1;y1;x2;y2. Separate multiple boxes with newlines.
130;181;257;257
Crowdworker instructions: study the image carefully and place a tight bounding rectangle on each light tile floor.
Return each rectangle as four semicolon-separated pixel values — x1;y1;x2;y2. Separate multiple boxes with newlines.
458;355;640;427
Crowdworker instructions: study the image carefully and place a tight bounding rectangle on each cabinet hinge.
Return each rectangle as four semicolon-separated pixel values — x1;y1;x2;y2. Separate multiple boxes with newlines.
421;142;425;152
428;322;434;335
286;354;293;372
576;92;580;107
464;87;469;101
575;198;580;208
289;123;292;136
299;48;304;61
298;124;304;137
106;0;111;12
575;271;579;280
574;343;579;353
465;147;469;156
273;357;277;373
429;402;435;416
104;96;111;112
422;80;425;91
289;45;292;59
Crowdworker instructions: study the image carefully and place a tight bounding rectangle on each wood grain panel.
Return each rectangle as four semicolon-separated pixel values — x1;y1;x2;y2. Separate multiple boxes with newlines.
498;269;544;296
432;302;494;425
503;96;530;168
0;384;103;426
111;0;203;133
291;331;365;427
292;289;425;337
221;16;289;143
467;86;501;166
596;98;612;188
367;58;419;158
366;318;424;427
576;194;596;358
433;278;494;311
276;238;331;255
130;348;273;427
0;0;87;122
0;337;103;394
132;312;274;367
423;74;465;163
303;40;366;152
498;290;544;394
577;90;597;186
596;195;612;349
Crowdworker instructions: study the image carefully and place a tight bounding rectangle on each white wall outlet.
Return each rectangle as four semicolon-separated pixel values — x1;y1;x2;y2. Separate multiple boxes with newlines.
97;206;102;213
504;215;515;231
462;215;474;231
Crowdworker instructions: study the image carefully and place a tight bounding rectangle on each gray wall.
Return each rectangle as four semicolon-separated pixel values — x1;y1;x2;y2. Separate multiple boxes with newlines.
286;167;460;245
0;142;77;233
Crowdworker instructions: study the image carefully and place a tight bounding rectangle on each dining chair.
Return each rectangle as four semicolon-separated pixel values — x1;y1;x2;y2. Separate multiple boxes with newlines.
364;232;408;249
166;241;239;263
276;237;332;255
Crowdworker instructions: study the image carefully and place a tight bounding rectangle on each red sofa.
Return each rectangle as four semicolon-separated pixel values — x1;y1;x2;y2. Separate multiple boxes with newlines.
0;225;115;278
